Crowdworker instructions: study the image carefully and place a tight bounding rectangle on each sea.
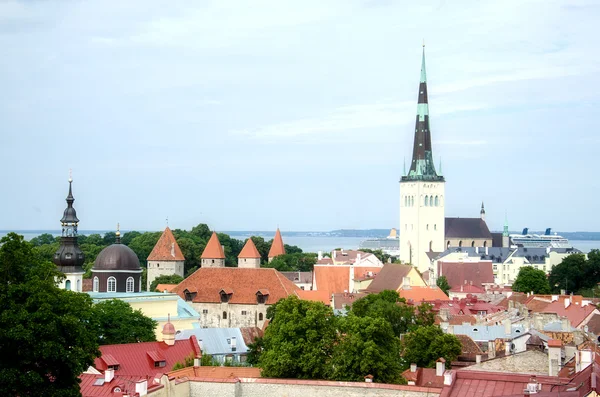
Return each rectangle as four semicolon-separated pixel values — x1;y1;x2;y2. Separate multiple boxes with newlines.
2;230;600;254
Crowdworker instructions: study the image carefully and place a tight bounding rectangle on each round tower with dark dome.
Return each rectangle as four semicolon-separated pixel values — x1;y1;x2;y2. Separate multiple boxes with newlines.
91;224;143;293
53;172;85;292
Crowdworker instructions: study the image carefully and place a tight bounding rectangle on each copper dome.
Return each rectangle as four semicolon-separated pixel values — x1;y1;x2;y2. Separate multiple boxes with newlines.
93;244;141;271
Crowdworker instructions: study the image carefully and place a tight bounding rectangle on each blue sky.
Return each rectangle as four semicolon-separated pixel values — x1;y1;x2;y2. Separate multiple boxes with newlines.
1;0;598;232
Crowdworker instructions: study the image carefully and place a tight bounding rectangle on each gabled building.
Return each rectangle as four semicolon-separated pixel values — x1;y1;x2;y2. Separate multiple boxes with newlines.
238;238;261;269
172;267;301;328
366;264;428;292
147;226;185;290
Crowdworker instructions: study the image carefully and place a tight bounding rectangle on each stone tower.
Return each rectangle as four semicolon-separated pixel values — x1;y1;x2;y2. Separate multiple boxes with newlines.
53;173;85;292
201;232;225;268
268;228;286;263
238;237;261;268
502;214;510;248
399;46;445;273
147;226;185;290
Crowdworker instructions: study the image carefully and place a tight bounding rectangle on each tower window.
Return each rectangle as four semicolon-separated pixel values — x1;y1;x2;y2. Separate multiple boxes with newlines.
458;241;463;248
93;277;99;292
126;277;134;293
259;313;264;321
223;311;227;320
424;195;428;206
435;196;439;206
107;276;116;293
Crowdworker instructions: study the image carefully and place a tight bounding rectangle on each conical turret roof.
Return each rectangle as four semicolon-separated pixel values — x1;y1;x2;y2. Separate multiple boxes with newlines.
201;232;225;259
148;226;185;261
239;238;261;259
268;228;286;258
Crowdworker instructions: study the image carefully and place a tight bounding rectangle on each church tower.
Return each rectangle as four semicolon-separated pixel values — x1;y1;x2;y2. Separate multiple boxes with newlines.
399;46;445;273
53;173;85;292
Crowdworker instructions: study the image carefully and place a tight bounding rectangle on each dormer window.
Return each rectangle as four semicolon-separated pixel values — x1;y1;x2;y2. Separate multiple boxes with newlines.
220;288;233;303
256;289;270;304
148;351;166;368
183;289;197;302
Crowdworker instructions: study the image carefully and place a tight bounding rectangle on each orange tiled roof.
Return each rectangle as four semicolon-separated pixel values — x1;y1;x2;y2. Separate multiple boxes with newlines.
155;283;178;292
201;232;225;259
541;300;597;327
314;265;382;296
238;238;261;259
399;286;449;303
148;226;186;261
172;268;301;305
169;365;262;379
268;228;286;258
297;289;331;306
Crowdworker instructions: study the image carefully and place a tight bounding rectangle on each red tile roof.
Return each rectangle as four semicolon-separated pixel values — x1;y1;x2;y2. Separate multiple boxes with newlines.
450;284;486;294
297;289;331;305
80;373;161;397
268;228;286;258
94;337;201;378
169;365;262;379
147;227;185;261
155;283;178;292
201;232;225;259
330;250;374;265
238;238;261;259
455;334;484;356
548;339;562;348
314;265;382;296
401;367;445;388
438;261;494;289
435;314;477;326
173;268;301;305
541;300;597;327
332;292;368;310
400;287;449;303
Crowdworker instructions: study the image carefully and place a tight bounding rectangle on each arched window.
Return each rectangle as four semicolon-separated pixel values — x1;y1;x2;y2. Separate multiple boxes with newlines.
107;276;116;293
223;311;227;320
65;280;71;291
435;196;439;206
404;196;408;206
447;241;450;249
471;241;475;247
93;277;99;292
434;224;437;231
483;241;488;248
259;313;264;321
126;277;134;293
458;241;463;248
411;196;414;206
425;196;429;206
426;224;429;230
77;279;81;292
429;241;433;252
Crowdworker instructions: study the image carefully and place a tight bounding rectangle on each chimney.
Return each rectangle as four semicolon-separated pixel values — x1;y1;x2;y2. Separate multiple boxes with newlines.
476;354;482;364
548;339;562;376
318;251;323;260
194;356;201;367
333;250;337;259
410;363;417;373
135;379;148;397
488;341;496;358
503;319;512;336
436;358;446;376
364;375;374;383
104;368;114;383
476;246;479;254
485;246;489;255
171;242;175;257
564;298;570;309
231;336;237;351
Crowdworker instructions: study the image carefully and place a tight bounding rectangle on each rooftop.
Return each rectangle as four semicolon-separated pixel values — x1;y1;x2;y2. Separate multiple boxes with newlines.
147;226;185;261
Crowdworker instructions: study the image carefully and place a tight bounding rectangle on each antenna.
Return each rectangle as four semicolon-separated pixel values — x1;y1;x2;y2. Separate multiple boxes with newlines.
68;168;73;183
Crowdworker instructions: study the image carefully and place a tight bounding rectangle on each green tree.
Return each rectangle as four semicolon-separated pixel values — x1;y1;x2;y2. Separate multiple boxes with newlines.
263;253;317;272
329;315;402;383
251;236;271;263
102;231;117;246
120;230;142;246
128;232;161;267
415;303;435;327
284;244;303;255
246;336;264;365
150;274;184;292
582;250;600;290
30;233;57;246
190;223;212;241
400;325;462;370
175;236;200;274
436;275;451;296
357;248;391;264
350;290;417;337
32;242;60;263
259;296;338;379
512;266;551;294
549;254;587;293
84;233;104;246
0;233;100;397
93;299;157;345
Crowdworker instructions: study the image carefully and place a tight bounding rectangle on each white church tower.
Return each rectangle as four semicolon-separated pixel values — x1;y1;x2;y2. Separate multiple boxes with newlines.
399;45;445;273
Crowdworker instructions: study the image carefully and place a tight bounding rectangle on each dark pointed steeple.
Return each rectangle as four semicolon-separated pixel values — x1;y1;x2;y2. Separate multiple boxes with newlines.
53;172;85;272
480;202;486;220
402;45;444;182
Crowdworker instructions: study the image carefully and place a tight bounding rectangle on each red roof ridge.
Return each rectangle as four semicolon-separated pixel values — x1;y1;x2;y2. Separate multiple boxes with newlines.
148;226;186;261
238;238;261;259
268;228;286;258
201;232;225;259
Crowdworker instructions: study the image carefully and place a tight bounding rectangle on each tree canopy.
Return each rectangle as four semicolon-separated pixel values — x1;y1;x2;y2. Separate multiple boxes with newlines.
150;274;184;292
263;252;317;272
0;233;100;397
512;266;551;294
548;253;587;294
400;325;462;370
93;299;157;345
436;275;451;296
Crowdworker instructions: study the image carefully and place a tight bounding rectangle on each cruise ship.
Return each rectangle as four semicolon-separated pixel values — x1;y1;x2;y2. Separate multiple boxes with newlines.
510;228;571;248
359;228;400;256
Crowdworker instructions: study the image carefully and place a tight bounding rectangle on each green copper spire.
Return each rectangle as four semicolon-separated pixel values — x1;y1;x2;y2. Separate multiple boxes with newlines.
420;44;427;83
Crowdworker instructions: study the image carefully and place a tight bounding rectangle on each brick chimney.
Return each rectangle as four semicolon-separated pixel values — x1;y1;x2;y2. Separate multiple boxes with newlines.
410;363;417;373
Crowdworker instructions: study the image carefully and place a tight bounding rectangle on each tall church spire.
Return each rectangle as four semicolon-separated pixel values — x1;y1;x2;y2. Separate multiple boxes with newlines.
402;45;443;182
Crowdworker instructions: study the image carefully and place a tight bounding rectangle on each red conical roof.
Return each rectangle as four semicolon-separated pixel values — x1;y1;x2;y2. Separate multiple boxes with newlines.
147;227;185;261
239;238;261;259
268;228;286;258
201;232;225;259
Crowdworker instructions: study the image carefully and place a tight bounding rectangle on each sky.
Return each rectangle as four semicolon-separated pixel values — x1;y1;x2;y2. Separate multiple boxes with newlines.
1;0;599;233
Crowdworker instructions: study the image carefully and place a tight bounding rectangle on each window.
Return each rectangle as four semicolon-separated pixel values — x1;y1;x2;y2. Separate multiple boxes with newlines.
65;253;72;259
434;224;437;231
93;277;99;292
154;361;166;368
426;224;429;231
126;277;134;293
483;241;488;248
435;196;439;206
202;309;208;314
447;241;450;249
458;241;463;248
424;195;428;206
77;279;81;292
65;280;71;291
411;196;414;206
212;259;215;264
223;311;227;320
471;241;475;247
259;313;264;321
107;277;116;292
241;311;248;315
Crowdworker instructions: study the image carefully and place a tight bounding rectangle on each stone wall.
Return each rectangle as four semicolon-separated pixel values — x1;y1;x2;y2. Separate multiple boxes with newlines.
147;260;184;290
191;302;268;328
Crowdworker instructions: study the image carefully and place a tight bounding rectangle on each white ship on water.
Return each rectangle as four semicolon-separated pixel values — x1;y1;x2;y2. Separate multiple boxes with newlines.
510;228;571;249
359;228;400;256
